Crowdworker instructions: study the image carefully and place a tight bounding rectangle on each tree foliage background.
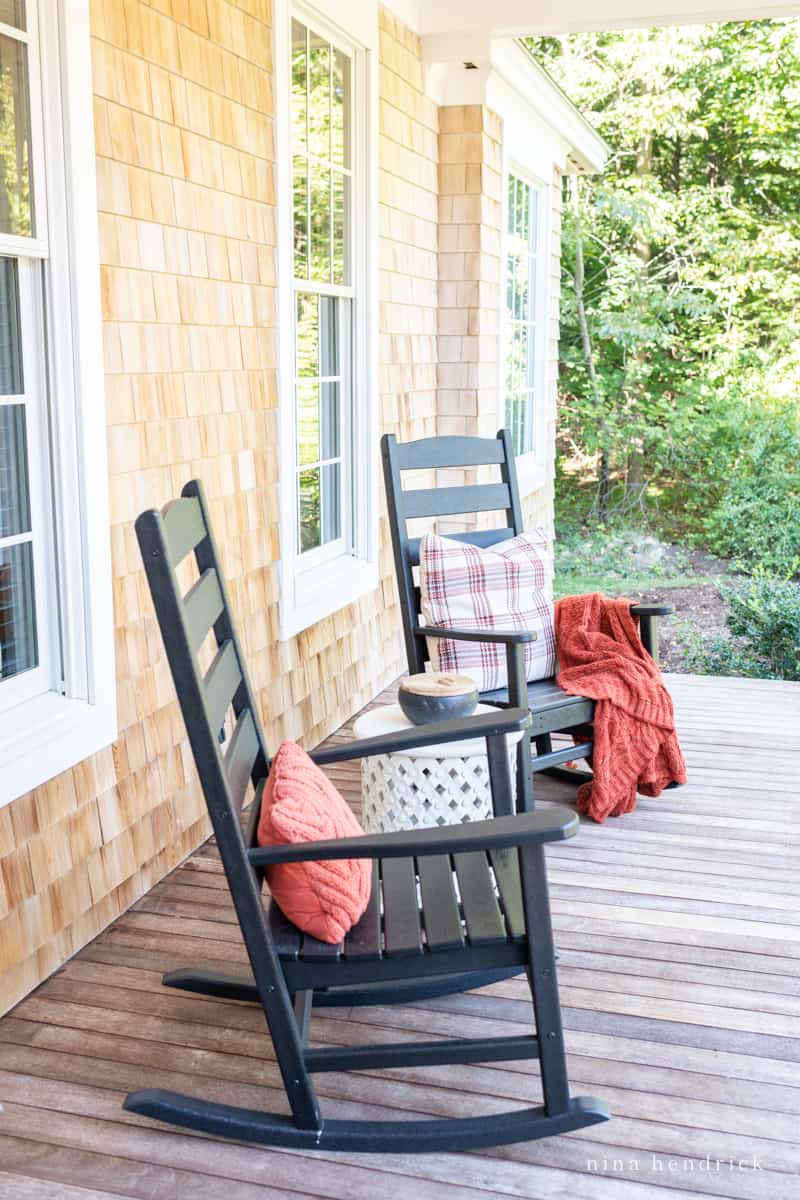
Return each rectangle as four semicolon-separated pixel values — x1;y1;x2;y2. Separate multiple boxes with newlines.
528;21;800;575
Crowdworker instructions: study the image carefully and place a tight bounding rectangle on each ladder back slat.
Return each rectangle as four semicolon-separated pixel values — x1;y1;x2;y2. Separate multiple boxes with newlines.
407;528;515;567
224;709;259;812
394;435;506;470
204;641;242;738
163;496;207;566
401;483;512;519
183;569;224;653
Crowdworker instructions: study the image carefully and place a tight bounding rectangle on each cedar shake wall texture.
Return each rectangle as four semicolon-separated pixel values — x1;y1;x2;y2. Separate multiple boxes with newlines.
2;0;283;1016
437;105;503;443
0;2;430;1015
0;2;558;1015
377;8;441;535
436;104;504;534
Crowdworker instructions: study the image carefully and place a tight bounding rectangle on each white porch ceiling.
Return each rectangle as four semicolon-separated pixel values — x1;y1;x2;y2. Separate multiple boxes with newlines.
392;0;800;35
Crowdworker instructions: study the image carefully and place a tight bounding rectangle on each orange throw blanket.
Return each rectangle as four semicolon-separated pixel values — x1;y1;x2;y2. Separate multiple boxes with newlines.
555;593;687;823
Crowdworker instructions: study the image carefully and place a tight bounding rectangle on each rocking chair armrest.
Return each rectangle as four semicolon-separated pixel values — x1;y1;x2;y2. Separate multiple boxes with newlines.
415;625;537;645
629;603;672;664
629;603;674;618
310;707;531;766
414;627;533;708
247;806;578;868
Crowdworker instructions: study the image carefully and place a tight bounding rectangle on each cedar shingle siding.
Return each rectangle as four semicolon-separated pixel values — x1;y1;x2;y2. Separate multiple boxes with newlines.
0;3;559;1014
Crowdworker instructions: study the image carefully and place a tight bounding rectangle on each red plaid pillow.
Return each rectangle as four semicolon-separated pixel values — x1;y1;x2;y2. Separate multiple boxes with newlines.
418;531;556;692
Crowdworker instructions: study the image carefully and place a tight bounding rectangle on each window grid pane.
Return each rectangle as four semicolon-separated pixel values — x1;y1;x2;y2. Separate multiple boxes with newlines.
0;252;22;391
505;173;540;457
0;255;37;685
0;537;36;678
290;19;352;290
0;32;33;237
291;19;352;558
294;291;346;555
0;1;26;30
0;401;29;536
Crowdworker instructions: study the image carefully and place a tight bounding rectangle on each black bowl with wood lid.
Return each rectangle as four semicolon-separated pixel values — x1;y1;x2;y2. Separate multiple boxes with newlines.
398;672;479;726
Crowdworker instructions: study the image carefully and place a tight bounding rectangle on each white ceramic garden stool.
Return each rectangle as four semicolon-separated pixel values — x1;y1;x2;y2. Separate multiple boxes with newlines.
353;704;523;834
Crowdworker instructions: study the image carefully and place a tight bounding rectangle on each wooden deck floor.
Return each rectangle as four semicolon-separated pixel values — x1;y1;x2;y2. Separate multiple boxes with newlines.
1;673;798;1200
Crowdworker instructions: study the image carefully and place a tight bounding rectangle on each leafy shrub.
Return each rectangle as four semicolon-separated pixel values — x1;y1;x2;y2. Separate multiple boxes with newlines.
684;569;800;680
702;418;800;577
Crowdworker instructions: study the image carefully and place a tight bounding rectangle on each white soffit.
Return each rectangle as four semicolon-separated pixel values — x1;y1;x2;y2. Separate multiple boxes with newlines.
390;0;800;36
423;35;609;174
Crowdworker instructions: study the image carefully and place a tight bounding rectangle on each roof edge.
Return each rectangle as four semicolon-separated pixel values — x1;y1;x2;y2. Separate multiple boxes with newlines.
495;38;610;173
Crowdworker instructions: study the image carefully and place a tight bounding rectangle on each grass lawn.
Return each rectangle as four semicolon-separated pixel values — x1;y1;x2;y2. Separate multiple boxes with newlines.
552;527;734;672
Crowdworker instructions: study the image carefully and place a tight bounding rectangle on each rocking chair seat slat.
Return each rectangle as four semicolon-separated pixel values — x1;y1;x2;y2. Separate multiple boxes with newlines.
266;849;523;969
490;847;526;942
301;933;343;962
417;854;465;952
343;860;381;960
454;852;507;946
482;678;595;737
381;856;423;957
481;677;578;708
266;897;302;959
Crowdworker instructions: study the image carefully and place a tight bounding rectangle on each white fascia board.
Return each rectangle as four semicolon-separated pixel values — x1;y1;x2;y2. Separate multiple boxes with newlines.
422;34;608;175
488;69;570;179
410;0;800;37
490;40;609;174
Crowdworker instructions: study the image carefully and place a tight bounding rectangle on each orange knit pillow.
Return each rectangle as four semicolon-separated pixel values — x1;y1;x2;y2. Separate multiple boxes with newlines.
256;741;371;944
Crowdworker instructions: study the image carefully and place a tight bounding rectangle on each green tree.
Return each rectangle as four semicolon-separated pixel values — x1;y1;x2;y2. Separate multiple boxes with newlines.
530;21;800;572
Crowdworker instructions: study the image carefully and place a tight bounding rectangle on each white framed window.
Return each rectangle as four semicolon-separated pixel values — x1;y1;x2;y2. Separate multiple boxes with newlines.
502;167;548;463
292;15;352;565
0;259;53;714
275;0;377;641
0;0;115;806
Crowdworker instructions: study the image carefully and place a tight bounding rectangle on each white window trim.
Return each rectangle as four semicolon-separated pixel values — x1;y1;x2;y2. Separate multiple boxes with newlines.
499;158;552;496
274;0;379;642
1;0;115;808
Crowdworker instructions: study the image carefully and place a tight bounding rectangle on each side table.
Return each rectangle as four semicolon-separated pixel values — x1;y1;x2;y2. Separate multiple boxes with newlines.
353;703;521;834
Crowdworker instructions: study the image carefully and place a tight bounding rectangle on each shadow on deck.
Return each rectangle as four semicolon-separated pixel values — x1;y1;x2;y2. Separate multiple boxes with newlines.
0;673;798;1199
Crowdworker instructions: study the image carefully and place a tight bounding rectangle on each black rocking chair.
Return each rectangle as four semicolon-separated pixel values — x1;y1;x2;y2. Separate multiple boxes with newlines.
126;479;609;1152
382;429;672;810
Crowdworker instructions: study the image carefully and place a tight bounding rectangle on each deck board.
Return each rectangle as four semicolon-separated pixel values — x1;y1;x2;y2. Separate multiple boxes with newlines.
1;673;799;1199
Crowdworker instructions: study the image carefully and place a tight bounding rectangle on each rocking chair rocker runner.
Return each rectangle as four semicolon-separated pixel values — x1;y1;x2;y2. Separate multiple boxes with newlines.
382;429;673;809
127;479;610;1152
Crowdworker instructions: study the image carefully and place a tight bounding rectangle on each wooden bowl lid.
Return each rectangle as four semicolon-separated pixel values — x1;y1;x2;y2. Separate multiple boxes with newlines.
399;672;478;698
